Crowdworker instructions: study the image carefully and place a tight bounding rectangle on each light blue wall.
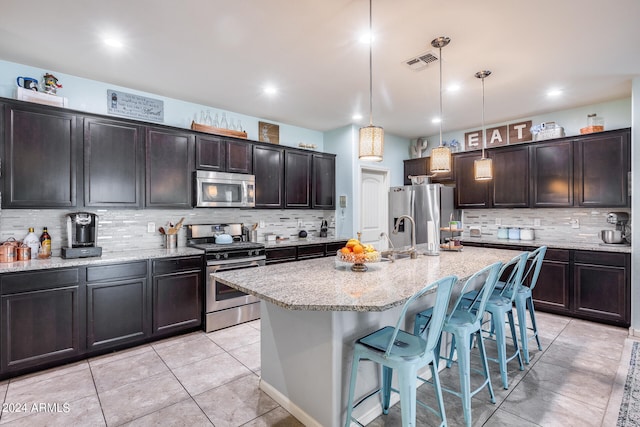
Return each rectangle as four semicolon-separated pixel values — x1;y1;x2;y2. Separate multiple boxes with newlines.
424;97;632;153
0;59;324;149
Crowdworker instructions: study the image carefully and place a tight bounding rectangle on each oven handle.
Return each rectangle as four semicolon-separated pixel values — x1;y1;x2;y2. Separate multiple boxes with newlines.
208;259;264;272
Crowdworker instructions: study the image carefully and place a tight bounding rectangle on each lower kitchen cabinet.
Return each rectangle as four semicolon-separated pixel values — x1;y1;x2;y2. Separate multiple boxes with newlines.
266;240;348;265
266;247;297;265
297;243;325;260
532;249;571;314
152;256;203;336
86;261;149;353
0;268;84;374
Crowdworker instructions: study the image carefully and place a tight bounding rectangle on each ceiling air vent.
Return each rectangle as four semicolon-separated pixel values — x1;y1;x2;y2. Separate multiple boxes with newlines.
403;50;438;71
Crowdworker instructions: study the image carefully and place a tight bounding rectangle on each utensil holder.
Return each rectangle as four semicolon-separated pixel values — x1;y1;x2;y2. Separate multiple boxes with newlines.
165;234;177;249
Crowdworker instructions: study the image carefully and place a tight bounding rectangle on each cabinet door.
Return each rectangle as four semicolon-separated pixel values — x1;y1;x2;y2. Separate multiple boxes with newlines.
195;135;225;171
285;151;312;208
84;118;143;207
530;140;573;207
312;153;336;209
574;130;630;207
226;140;252;174
453;152;490;208
253;145;284;208
531;249;571;314
573;251;629;326
491;146;529;208
265;247;297;265
146;127;194;208
3;104;78;208
403;158;429;185
152;271;202;335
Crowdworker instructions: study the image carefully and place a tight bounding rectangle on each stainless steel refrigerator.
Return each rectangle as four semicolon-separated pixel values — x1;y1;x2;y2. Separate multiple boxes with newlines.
388;184;456;255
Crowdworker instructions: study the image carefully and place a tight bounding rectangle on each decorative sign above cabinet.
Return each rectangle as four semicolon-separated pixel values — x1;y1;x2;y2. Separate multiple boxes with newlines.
107;89;164;123
465;120;532;151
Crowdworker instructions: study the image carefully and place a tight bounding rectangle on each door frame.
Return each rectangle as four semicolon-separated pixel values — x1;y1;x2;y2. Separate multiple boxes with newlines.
355;165;390;246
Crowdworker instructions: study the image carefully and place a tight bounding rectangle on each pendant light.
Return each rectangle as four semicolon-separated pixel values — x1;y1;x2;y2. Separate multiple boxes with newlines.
474;70;493;181
429;36;452;173
358;0;384;162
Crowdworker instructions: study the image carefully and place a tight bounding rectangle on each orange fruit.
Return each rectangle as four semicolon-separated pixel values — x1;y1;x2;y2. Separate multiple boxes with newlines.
346;239;359;248
340;247;352;255
352;244;364;254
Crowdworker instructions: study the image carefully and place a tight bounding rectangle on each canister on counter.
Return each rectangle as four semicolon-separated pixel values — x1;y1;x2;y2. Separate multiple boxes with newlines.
497;226;509;239
508;227;520;240
520;227;535;241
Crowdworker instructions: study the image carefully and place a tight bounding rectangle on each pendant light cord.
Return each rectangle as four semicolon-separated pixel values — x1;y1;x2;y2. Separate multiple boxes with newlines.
438;45;443;147
481;75;486;159
368;0;373;127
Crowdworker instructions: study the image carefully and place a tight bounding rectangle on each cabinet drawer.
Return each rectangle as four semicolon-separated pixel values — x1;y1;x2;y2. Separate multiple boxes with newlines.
87;261;148;282
1;268;80;294
574;250;627;267
153;256;203;275
544;248;570;262
325;241;348;256
266;247;297;262
297;244;325;259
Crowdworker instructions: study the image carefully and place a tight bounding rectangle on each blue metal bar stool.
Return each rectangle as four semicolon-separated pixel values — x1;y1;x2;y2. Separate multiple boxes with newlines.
344;275;457;427
413;262;502;427
514;246;547;364
460;252;529;389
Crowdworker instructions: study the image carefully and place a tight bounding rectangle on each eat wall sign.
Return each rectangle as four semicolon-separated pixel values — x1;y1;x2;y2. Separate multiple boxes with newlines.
465;120;532;151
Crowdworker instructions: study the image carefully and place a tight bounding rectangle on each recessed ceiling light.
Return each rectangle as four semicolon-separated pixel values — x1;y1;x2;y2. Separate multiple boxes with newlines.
432;117;441;124
103;37;124;48
264;85;277;95
547;89;563;97
447;83;461;92
352;114;363;121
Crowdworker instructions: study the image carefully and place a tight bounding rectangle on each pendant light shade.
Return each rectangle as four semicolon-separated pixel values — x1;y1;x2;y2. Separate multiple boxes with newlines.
430;36;452;173
358;0;384;162
474;70;493;181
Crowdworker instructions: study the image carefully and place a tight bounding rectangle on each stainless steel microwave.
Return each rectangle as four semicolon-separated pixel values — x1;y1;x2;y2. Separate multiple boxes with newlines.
194;171;255;208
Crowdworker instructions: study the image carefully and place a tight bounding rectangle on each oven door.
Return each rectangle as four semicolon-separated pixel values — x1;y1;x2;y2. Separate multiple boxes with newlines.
206;258;263;312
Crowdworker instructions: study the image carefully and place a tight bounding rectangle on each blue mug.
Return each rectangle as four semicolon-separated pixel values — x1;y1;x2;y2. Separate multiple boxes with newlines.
16;76;38;91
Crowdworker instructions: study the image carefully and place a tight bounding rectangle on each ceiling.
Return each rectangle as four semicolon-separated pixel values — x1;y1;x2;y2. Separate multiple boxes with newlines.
1;0;639;139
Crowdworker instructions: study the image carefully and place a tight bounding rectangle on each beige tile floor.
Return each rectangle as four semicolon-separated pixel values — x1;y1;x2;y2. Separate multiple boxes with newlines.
0;311;632;426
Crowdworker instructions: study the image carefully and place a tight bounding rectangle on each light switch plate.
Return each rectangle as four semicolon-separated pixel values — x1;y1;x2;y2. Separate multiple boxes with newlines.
147;222;155;233
495;218;501;225
571;219;580;229
533;218;541;227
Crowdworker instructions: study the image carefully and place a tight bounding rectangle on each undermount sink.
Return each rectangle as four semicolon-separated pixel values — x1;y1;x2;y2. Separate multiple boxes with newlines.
381;250;418;262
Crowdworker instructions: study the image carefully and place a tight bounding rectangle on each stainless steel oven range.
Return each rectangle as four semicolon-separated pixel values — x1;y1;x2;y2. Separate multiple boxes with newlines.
187;223;265;332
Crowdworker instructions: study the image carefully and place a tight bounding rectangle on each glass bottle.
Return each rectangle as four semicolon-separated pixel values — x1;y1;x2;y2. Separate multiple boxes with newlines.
237;120;243;132
199;111;206;124
23;227;40;260
205;110;212;126
230;118;237;131
213;113;220;128
39;227;51;258
220;113;228;129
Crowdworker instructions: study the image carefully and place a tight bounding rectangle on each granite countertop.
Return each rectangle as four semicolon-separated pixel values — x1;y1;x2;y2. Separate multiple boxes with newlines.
263;236;347;248
0;247;205;274
213;246;520;312
461;236;631;253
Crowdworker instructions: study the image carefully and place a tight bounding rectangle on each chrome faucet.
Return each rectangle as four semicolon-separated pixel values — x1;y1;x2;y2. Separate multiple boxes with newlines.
392;215;417;259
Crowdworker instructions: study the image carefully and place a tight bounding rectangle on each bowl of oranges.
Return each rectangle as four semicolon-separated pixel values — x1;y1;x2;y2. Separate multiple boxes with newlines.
337;238;380;272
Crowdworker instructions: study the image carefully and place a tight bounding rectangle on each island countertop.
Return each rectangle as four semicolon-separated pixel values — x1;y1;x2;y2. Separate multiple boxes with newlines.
213;246;520;312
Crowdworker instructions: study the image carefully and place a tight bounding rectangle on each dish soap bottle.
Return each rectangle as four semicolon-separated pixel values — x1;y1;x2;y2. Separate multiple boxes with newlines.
39;227;51;258
23;227;40;260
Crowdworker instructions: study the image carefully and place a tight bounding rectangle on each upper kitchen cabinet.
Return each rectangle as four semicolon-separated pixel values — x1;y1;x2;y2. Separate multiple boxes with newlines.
403;157;454;185
453;151;490;208
145;127;195;208
2;103;79;208
530;140;574;207
253;144;284;208
490;145;529;208
574;129;630;207
84;117;143;208
195;135;252;174
285;150;312;208
312;153;336;209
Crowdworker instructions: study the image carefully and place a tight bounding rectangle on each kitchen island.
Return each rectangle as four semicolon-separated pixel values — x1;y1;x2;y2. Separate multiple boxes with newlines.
213;246;520;427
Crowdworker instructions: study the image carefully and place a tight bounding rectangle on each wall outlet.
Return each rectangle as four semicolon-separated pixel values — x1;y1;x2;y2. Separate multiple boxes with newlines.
297;220;303;228
533;218;541;227
495;218;501;225
259;220;265;228
147;222;155;233
571;218;580;229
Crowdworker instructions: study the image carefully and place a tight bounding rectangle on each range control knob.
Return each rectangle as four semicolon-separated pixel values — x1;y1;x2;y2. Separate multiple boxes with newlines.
223;253;229;259
254;250;260;256
215;254;221;260
247;250;252;257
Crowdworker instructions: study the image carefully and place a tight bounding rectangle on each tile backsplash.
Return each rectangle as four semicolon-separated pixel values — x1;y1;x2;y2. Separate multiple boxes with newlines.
0;208;335;256
462;208;631;244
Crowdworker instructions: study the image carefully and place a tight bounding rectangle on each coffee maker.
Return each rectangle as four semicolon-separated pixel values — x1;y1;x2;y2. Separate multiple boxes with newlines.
61;212;102;259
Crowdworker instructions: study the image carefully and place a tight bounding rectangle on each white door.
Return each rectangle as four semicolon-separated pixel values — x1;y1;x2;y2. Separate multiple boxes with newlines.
359;167;389;249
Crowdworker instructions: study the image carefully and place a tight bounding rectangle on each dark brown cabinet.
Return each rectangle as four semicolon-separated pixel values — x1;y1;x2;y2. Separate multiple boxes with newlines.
490;146;529;208
151;256;203;336
266;240;347;265
403;157;454;185
297;243;325;260
0;268;84;374
84;117;143;207
196;135;252;174
532;249;571;314
285;151;312;208
312;153;336;209
530;140;573;207
253;145;284;208
3;103;79;208
86;261;149;352
145;127;195;208
454;151;490;208
265;247;297;265
574;130;630;207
